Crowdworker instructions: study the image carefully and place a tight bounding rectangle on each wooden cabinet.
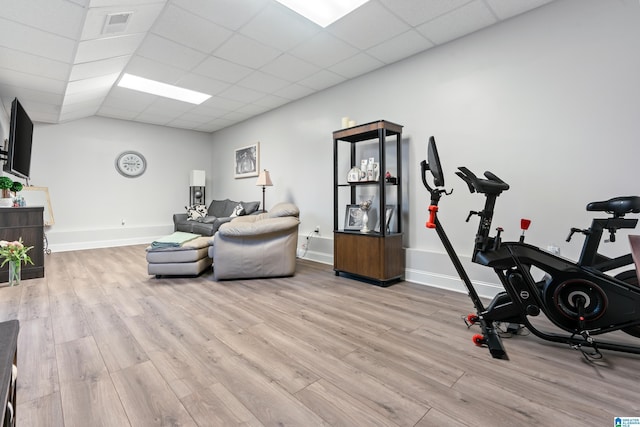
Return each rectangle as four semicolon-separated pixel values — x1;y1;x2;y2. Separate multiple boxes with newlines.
333;120;404;286
0;207;44;282
0;320;18;427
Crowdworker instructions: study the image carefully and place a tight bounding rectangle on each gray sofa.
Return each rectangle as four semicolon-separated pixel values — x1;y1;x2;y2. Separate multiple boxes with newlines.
173;198;261;236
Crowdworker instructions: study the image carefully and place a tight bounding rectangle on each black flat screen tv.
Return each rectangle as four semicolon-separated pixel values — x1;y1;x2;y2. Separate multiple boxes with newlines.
3;98;33;180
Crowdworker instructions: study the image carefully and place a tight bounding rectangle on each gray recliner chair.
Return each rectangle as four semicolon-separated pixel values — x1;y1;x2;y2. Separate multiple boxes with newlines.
209;202;300;280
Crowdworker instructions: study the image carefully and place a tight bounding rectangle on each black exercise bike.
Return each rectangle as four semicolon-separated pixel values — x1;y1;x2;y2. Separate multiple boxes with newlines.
421;136;640;360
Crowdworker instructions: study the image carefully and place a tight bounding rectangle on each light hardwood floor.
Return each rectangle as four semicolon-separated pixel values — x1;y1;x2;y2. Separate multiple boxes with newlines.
1;245;639;426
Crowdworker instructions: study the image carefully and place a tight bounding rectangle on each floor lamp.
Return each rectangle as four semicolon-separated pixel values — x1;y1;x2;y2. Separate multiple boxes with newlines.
255;169;273;211
189;170;206;205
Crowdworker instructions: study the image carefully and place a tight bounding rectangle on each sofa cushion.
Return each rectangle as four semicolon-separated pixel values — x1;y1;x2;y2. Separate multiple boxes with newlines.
207;199;261;217
241;201;260;214
208;199;236;217
230;203;245;217
186;204;207;220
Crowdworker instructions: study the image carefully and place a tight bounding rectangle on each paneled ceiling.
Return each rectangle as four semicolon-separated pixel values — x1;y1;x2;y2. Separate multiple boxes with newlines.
0;0;553;133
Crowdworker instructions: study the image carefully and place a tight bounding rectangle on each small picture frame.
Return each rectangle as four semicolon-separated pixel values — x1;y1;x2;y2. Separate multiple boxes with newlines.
374;205;394;233
384;205;394;233
344;204;363;231
234;142;259;178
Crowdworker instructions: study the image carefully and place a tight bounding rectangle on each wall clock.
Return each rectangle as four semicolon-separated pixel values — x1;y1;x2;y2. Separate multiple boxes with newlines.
115;151;147;177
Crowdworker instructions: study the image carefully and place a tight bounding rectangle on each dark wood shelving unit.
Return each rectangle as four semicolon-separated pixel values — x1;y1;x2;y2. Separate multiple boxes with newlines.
333;120;405;286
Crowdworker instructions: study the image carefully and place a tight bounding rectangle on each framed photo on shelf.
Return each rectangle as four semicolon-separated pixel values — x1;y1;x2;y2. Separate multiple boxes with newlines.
344;204;363;231
234;142;259;178
375;205;394;233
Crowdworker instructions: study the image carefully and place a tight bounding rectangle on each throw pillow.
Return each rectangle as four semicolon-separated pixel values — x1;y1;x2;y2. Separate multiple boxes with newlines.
186;204;207;221
241;201;261;214
230;203;245;218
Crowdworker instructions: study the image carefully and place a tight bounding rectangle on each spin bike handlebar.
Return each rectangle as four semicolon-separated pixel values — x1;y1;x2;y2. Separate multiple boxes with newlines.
420;160;441;228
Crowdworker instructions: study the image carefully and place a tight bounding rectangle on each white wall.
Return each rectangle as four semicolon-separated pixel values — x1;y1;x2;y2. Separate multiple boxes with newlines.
31;116;214;251
209;0;640;296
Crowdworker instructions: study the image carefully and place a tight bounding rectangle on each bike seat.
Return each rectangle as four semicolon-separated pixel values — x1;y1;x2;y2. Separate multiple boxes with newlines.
456;167;510;195
586;196;640;216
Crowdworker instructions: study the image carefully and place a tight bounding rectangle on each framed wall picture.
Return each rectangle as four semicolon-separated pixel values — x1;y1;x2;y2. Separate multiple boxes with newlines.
344;204;363;231
234;142;259;178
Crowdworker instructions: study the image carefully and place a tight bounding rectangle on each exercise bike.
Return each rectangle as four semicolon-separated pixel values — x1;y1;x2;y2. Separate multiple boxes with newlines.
421;136;640;360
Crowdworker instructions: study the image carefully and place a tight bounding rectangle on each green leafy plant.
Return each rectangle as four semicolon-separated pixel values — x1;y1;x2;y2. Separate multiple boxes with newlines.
10;182;23;194
0;176;13;191
0;238;33;267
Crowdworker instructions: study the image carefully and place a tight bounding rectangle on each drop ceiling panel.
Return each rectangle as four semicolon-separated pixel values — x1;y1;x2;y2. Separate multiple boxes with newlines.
238;71;290;93
328;1;411;50
136;33;207;70
192;56;254;84
366;29;434;64
69;55;131;81
379;0;473;27
261;54;320;83
0;46;71;81
200;96;244;112
290;32;359;68
75;33;145;64
485;0;553;20
65;74;120;95
253;94;290;109
273;83;315;101
89;0;165;7
0;0;86;39
330;53;385;79
123;56;185;84
0;17;76;63
0;68;66;95
213;34;282;69
175;73;230;96
171;0;268;31
240;4;320;51
298;70;346;91
417;0;497;45
151;4;232;54
218;85;265;103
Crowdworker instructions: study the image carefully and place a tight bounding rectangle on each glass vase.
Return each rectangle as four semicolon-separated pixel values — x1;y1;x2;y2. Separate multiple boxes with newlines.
8;260;21;287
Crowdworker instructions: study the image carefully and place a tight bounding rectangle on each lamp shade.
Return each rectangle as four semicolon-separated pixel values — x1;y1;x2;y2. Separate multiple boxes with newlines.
255;169;273;187
190;170;206;187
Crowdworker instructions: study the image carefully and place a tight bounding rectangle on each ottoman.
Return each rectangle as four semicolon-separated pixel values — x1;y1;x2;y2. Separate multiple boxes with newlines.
146;235;212;277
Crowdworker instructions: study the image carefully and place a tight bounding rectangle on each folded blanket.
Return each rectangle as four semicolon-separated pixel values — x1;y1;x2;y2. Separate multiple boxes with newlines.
150;232;200;249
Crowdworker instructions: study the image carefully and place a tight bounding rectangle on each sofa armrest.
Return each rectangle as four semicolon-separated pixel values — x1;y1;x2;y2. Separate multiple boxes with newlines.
173;213;188;224
218;217;300;238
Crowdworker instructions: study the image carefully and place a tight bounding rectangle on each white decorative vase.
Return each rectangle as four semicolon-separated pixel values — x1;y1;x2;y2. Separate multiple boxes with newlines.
361;210;370;233
0;198;12;207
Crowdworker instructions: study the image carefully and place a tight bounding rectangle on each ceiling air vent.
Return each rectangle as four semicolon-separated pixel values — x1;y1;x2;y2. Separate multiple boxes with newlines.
102;12;133;35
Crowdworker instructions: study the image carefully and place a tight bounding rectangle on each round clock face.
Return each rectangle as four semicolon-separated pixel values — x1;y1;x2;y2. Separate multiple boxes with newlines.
115;151;147;177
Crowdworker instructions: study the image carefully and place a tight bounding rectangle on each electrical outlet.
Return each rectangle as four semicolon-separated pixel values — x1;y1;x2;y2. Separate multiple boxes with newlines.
314;226;320;233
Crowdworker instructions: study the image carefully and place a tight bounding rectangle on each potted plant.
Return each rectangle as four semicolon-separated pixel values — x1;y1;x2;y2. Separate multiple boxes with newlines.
10;181;23;197
0;177;14;207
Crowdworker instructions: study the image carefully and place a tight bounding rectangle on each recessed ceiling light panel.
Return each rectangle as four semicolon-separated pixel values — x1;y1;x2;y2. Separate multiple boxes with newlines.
275;0;369;27
117;74;211;104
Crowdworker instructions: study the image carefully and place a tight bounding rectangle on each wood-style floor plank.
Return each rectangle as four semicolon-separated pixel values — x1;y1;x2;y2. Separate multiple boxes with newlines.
0;245;637;427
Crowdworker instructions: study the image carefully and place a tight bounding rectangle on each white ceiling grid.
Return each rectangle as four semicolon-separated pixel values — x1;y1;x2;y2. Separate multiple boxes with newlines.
0;0;554;133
